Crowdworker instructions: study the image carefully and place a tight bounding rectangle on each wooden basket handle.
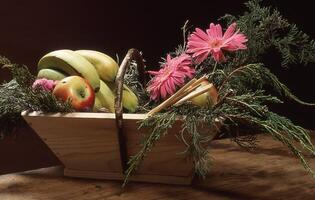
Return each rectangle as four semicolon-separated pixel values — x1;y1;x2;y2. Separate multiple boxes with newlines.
114;48;146;172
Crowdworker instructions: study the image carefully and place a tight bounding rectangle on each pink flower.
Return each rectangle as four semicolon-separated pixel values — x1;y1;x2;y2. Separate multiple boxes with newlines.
32;78;58;92
147;54;195;101
187;22;248;63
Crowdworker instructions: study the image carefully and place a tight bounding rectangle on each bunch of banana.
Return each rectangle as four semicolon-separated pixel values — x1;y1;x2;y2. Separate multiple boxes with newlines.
37;49;138;113
38;49;100;92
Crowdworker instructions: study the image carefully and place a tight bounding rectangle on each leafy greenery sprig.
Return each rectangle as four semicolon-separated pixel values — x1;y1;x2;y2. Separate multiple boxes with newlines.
220;0;315;67
122;111;177;187
0;56;73;138
123;0;315;185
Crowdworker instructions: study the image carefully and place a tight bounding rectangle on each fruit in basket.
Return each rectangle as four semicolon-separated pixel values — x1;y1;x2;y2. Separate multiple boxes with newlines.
38;49;100;92
95;80;115;113
105;82;138;112
122;85;138;112
190;80;218;107
93;96;102;112
37;68;67;80
75;50;118;82
53;76;95;111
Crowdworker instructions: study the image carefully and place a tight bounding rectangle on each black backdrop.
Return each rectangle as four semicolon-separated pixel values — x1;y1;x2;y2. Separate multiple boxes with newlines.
1;0;314;128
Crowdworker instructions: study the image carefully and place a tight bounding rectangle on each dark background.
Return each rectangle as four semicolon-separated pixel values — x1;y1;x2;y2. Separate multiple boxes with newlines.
0;0;314;129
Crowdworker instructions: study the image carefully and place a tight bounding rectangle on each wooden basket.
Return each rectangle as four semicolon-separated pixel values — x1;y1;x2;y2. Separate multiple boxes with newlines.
22;49;194;185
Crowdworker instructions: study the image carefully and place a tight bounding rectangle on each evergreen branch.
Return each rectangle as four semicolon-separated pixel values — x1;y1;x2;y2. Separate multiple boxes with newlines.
273;24;315;66
227;112;315;176
211;94;314;176
215;92;315;177
225;96;265;117
219;63;315;106
220;0;315;67
0;56;73;138
122;111;177;187
218;65;248;92
124;61;150;112
179;106;217;178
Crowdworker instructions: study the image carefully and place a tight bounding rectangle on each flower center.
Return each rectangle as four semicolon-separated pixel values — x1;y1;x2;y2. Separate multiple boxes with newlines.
160;68;173;82
209;39;223;48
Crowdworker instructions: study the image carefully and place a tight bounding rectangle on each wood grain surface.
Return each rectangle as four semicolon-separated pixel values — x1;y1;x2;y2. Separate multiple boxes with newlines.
1;134;315;200
22;112;194;184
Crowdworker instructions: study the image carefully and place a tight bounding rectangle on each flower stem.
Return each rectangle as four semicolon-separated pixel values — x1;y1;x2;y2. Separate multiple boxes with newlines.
181;20;189;49
209;62;218;80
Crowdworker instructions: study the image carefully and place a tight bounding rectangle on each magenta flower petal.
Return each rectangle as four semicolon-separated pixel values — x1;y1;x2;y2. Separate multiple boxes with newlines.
160;85;167;99
195;28;210;41
187;22;247;63
223;23;236;40
147;53;195;101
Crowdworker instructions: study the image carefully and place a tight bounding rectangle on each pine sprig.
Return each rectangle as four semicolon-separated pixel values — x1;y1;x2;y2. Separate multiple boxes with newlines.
175;105;217;178
124;61;150;112
220;0;315;67
0;56;73;138
219;63;315;106
214;92;315;176
273;24;315;66
227;112;315;176
124;0;315;183
122;111;177;187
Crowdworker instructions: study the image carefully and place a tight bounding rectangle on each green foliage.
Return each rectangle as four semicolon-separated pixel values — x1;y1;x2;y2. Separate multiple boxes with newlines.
220;0;315;66
218;63;315;106
0;56;73;138
123;111;177;187
214;91;315;176
124;62;151;112
123;0;315;187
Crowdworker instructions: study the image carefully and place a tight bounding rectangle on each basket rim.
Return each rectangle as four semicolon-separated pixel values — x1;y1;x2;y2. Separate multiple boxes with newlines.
21;111;147;120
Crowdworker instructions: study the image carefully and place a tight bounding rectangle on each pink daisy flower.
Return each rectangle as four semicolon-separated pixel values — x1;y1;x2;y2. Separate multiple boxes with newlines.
187;22;248;63
147;53;195;101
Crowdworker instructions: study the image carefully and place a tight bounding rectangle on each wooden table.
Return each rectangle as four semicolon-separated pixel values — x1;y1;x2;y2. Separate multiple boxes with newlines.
1;135;315;200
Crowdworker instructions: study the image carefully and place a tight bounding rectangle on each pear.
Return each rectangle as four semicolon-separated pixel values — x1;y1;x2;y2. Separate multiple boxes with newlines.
190;80;218;107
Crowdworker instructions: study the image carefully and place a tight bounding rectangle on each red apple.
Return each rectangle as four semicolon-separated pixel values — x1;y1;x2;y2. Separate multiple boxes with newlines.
53;76;95;111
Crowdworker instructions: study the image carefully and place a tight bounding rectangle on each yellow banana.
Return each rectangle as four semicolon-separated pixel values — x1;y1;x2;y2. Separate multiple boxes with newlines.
37;68;67;80
93;96;103;112
75;50;118;82
95;80;115;113
38;49;100;92
105;81;138;112
122;85;138;112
